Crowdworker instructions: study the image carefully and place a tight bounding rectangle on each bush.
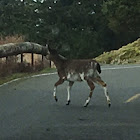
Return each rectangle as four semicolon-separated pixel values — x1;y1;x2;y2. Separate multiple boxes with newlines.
0;35;25;45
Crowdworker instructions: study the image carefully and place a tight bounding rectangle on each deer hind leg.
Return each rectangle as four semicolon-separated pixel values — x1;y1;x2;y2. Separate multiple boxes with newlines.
84;79;95;107
53;78;64;102
95;77;111;107
66;81;74;105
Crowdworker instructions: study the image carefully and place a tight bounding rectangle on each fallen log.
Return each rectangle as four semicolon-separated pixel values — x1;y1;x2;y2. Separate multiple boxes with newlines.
0;42;48;58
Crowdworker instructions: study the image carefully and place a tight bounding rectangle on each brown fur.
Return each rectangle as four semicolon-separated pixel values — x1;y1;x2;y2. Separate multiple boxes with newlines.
46;46;111;107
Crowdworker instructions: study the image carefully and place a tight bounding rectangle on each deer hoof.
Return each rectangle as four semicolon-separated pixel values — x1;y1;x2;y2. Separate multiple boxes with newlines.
54;96;58;102
84;103;89;107
108;103;111;108
108;100;111;107
66;100;71;105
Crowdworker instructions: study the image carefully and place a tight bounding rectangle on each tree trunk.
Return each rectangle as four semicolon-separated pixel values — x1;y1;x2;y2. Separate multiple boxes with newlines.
0;42;48;58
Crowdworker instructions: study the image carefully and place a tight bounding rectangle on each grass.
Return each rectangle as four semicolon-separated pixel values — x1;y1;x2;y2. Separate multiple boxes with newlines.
96;38;140;64
0;68;56;85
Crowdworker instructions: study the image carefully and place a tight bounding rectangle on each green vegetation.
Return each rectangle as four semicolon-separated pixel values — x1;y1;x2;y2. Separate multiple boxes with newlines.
96;38;140;64
0;0;139;84
0;0;139;58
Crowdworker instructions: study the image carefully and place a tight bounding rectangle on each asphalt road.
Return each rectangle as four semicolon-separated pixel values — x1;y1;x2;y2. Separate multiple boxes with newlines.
0;65;140;140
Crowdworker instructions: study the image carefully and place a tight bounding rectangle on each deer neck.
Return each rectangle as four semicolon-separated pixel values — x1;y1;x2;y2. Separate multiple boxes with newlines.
51;57;66;70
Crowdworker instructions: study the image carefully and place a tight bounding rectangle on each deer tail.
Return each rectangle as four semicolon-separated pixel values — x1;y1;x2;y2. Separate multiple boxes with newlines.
96;62;101;74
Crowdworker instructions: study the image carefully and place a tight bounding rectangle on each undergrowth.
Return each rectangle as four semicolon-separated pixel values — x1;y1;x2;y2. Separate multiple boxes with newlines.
0;35;52;85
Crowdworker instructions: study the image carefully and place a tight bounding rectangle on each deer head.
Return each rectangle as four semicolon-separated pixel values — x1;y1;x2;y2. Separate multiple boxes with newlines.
46;45;59;61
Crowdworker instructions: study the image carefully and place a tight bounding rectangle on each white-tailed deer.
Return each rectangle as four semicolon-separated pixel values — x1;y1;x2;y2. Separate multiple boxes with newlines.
46;46;111;107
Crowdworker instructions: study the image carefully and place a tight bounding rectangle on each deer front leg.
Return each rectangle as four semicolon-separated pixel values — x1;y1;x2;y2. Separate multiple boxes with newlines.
84;79;95;107
66;81;74;105
53;78;64;102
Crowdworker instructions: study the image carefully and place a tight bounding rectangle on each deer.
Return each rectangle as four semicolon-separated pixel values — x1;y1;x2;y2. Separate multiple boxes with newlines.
46;46;111;107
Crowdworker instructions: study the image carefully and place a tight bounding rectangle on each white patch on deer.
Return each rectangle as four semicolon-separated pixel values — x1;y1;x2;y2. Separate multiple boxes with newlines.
91;62;93;67
87;69;94;76
53;87;57;97
84;97;91;106
67;85;70;101
67;72;79;81
103;87;110;102
79;72;85;81
67;73;71;79
62;76;65;80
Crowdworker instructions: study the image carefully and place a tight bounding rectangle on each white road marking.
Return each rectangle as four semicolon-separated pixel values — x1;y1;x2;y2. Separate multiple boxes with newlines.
125;93;140;103
0;78;21;87
102;65;140;70
0;65;140;88
0;72;57;88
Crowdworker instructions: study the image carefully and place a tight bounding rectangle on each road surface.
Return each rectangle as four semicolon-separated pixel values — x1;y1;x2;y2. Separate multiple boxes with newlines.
0;65;140;140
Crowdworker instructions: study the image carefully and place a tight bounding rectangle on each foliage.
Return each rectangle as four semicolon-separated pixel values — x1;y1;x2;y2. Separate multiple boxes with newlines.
0;35;25;45
102;0;140;48
96;38;140;64
0;0;139;58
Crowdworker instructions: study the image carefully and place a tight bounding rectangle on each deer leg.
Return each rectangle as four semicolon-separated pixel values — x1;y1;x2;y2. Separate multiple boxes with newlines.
95;77;111;107
66;81;74;105
84;79;95;107
53;78;64;102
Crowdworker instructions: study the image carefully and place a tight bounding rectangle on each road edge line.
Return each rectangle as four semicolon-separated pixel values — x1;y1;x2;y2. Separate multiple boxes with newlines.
102;65;140;70
124;93;140;103
0;72;57;88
